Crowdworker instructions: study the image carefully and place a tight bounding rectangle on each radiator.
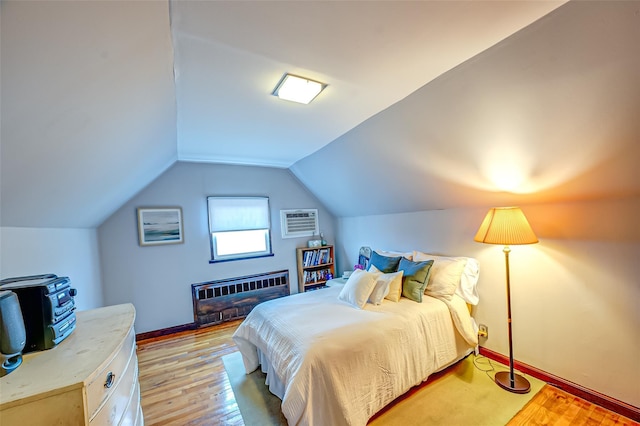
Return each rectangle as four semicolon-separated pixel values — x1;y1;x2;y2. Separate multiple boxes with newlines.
191;270;289;327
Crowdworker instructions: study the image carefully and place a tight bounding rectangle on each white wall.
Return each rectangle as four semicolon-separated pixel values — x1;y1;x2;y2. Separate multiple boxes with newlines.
0;227;104;310
98;161;337;334
336;197;640;408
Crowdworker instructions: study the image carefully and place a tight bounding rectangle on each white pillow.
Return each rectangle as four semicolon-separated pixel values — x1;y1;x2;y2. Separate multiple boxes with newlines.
375;249;413;261
338;269;378;309
459;257;480;304
369;264;404;303
413;251;480;305
426;257;466;300
368;275;389;305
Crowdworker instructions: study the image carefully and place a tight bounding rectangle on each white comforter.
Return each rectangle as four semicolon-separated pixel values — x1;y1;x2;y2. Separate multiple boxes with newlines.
233;285;478;426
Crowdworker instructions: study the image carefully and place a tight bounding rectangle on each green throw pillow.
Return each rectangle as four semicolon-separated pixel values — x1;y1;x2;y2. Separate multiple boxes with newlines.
399;258;434;302
367;251;402;273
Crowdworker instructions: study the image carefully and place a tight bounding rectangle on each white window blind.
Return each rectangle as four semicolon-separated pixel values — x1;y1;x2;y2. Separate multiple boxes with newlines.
207;196;272;262
208;197;270;232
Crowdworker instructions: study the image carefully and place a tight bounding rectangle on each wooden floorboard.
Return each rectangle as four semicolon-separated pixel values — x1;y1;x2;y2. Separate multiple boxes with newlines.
137;320;243;426
507;386;640;426
137;320;639;425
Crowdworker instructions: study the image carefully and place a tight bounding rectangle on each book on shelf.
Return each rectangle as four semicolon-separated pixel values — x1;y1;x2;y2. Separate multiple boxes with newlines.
302;247;332;266
304;270;317;283
304;268;333;284
318;249;326;265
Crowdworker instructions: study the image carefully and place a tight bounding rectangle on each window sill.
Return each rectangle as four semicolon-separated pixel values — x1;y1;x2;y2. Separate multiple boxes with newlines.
209;253;274;264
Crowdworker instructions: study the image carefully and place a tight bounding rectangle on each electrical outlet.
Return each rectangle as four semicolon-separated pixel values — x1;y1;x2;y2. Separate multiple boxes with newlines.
478;324;488;338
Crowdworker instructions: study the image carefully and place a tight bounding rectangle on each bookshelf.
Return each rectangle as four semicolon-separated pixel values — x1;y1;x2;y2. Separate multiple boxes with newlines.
296;245;335;292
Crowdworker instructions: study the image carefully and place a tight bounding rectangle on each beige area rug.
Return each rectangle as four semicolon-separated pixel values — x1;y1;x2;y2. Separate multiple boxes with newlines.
223;351;287;426
222;351;544;426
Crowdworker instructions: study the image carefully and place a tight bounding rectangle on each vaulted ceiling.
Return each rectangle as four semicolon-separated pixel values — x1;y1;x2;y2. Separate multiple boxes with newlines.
170;1;565;167
2;1;638;228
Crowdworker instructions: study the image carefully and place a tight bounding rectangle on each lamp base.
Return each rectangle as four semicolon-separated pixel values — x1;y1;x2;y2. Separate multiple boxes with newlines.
495;371;531;394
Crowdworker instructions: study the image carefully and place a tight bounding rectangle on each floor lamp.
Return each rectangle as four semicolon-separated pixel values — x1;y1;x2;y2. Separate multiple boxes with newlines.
474;206;538;394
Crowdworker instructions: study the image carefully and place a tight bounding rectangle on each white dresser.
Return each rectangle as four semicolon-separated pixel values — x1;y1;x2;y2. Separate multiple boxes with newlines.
0;303;142;425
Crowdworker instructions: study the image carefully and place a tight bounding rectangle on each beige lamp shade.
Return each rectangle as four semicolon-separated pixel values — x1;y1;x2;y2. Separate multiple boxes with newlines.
474;207;538;245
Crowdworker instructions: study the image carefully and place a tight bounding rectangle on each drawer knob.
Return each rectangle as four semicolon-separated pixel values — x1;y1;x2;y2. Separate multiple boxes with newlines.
104;371;116;388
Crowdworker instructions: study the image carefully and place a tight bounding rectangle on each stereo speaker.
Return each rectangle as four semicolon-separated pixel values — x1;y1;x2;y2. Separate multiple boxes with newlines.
0;290;27;377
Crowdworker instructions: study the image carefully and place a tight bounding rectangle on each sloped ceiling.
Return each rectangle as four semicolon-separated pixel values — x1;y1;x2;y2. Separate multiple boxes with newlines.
291;1;640;217
170;0;565;167
3;1;637;229
1;1;177;228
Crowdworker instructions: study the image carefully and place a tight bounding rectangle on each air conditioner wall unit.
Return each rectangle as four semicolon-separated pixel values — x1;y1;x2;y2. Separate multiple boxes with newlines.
280;209;319;239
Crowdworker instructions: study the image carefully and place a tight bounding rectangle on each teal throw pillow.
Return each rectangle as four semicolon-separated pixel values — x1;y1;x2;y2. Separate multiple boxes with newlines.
399;258;434;303
368;251;402;273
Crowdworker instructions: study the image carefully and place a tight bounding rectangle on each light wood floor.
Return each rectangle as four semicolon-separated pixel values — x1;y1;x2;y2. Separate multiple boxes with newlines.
507;386;638;426
137;320;639;426
137;320;243;425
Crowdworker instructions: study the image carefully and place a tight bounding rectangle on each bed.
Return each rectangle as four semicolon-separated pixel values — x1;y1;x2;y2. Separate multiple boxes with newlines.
232;250;480;426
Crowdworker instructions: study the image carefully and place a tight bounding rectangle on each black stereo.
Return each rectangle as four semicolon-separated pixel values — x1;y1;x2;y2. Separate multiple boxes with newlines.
0;274;77;353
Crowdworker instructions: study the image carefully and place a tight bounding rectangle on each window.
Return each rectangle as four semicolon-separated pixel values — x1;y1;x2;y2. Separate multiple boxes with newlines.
207;196;272;262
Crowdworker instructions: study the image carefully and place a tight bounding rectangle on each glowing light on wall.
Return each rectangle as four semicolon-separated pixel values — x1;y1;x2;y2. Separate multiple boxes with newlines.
407;115;623;197
479;142;534;193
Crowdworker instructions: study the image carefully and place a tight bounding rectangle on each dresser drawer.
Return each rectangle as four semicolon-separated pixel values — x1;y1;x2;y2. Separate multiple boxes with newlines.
86;326;135;419
134;403;144;426
90;354;138;425
119;378;141;426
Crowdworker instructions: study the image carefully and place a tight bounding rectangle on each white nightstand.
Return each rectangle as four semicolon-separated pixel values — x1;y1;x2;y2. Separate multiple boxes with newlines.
326;278;347;287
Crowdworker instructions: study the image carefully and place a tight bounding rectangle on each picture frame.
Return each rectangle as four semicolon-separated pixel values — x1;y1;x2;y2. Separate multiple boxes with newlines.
137;207;184;246
307;239;322;248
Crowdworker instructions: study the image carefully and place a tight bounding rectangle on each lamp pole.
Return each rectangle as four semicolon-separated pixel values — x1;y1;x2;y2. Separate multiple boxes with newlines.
494;245;530;393
504;246;515;387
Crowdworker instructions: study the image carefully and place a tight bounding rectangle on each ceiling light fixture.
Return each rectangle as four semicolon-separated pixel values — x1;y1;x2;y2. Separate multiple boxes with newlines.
272;73;327;105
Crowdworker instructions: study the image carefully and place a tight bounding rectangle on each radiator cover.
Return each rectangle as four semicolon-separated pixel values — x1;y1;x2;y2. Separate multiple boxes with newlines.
191;270;289;327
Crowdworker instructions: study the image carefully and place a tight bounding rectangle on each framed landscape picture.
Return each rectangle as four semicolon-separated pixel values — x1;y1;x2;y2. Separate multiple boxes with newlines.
137;207;184;246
